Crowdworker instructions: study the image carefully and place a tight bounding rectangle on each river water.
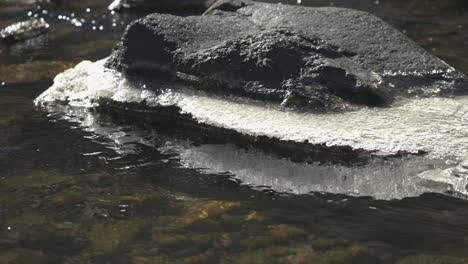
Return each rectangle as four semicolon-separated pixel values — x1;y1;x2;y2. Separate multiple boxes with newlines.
2;0;468;263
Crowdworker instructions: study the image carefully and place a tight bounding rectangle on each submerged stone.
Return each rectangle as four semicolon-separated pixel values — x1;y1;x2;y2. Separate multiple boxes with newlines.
396;254;466;264
105;0;468;111
0;18;49;44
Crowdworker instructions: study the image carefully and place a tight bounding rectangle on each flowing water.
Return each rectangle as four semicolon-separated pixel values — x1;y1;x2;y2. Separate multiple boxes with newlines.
2;0;468;263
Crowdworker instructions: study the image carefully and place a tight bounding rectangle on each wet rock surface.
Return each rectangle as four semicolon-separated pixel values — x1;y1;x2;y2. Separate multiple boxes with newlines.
108;0;217;13
0;18;49;44
106;0;468;111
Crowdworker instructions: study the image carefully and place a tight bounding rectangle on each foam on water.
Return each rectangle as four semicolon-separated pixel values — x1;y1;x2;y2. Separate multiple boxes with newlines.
36;59;468;195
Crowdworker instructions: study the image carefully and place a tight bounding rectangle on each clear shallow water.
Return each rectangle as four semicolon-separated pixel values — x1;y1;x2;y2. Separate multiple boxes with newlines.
3;0;468;263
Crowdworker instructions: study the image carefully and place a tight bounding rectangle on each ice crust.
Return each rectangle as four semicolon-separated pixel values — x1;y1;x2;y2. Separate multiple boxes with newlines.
35;59;468;196
36;59;468;160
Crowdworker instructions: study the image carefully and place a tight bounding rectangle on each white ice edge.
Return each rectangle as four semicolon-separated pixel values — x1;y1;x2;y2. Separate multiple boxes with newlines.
35;58;468;160
35;58;468;198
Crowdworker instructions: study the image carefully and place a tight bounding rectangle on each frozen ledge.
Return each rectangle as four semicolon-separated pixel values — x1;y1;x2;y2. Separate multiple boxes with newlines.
36;59;468;161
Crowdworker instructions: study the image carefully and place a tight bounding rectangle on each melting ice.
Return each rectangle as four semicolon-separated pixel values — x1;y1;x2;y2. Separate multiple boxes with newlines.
36;59;468;198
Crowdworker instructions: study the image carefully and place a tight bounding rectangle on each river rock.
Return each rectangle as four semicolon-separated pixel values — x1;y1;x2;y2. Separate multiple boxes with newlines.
108;0;217;13
0;18;49;44
105;0;467;110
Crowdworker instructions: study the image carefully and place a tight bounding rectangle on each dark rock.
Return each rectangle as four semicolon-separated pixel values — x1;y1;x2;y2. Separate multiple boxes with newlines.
105;0;468;111
203;0;253;14
108;0;217;13
0;18;49;44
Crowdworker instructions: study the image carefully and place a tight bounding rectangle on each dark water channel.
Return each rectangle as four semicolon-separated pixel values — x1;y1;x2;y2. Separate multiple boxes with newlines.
1;0;468;263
